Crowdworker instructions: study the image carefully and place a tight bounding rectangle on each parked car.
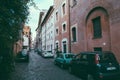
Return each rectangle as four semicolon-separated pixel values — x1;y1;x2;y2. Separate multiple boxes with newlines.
38;49;42;55
41;50;54;58
35;48;42;55
68;51;120;80
54;53;75;68
0;56;2;64
15;49;29;62
34;48;39;52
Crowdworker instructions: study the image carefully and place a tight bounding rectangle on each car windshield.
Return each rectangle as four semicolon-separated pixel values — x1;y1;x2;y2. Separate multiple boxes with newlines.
65;54;74;58
99;53;117;63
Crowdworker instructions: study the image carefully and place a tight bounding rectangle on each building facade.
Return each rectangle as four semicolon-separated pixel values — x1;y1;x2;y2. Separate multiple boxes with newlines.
13;25;32;55
37;6;55;53
13;28;23;55
23;26;32;50
35;10;47;50
69;0;120;62
54;0;71;53
53;0;120;63
36;0;120;63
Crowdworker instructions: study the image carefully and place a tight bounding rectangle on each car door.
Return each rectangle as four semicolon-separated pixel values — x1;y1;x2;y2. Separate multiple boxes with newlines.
71;54;81;74
59;54;65;64
56;54;64;64
78;54;88;78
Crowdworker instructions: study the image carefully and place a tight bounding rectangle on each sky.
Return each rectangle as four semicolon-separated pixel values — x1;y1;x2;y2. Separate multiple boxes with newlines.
26;0;53;40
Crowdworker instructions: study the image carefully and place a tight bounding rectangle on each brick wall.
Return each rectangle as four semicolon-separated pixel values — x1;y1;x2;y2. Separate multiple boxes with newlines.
70;0;120;63
54;0;70;52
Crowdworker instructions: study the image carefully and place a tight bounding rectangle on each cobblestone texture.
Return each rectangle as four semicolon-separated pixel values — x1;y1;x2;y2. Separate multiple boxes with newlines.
9;50;81;80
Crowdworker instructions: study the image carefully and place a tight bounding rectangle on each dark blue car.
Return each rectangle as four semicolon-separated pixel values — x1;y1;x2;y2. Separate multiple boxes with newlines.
68;51;120;80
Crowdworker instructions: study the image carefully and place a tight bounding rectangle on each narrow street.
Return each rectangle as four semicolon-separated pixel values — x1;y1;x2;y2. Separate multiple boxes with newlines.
10;50;81;80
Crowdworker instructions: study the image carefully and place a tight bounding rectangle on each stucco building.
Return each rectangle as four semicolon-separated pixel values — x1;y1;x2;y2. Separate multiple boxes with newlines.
41;6;55;52
36;6;55;53
35;9;47;51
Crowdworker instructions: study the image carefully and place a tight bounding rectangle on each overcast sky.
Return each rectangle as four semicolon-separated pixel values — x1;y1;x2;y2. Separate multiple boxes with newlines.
26;0;53;40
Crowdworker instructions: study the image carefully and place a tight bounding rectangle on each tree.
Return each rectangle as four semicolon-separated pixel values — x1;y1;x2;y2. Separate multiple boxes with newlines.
0;0;30;42
0;0;31;79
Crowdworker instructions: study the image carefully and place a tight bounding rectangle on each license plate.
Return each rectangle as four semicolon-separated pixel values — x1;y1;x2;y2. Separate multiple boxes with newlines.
107;67;116;70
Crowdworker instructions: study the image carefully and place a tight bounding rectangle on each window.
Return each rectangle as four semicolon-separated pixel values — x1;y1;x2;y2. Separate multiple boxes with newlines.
56;43;58;50
72;0;77;7
92;16;102;38
94;47;102;51
81;55;87;61
63;41;67;53
63;24;66;32
75;54;81;60
56;12;58;21
62;3;65;15
26;32;27;35
72;27;77;42
51;45;52;51
99;53;117;63
56;28;58;35
49;33;50;39
65;54;74;58
60;54;64;58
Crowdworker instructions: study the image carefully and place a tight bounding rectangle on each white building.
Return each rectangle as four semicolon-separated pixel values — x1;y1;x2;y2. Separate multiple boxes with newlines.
23;35;29;50
35;10;47;51
41;6;55;53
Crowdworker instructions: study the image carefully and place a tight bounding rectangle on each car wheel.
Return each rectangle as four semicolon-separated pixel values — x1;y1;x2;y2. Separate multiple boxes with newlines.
68;66;73;74
87;74;94;80
25;55;29;62
26;57;29;62
54;61;57;65
26;59;29;62
60;64;64;69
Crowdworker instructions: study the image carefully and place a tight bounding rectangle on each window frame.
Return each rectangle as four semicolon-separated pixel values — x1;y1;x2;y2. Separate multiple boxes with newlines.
55;11;58;21
62;21;67;33
71;0;77;7
72;27;77;42
61;1;66;17
55;27;59;36
92;16;102;39
62;3;66;15
71;24;78;43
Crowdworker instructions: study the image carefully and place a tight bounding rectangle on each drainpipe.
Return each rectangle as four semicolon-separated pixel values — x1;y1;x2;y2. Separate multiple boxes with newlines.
68;0;71;52
45;24;46;50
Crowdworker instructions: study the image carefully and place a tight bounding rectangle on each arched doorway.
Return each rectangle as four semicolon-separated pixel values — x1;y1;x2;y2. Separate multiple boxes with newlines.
62;38;68;53
85;7;111;51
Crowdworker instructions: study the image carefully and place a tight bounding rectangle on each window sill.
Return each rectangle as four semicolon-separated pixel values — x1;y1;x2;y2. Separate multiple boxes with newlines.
92;36;102;39
71;41;77;43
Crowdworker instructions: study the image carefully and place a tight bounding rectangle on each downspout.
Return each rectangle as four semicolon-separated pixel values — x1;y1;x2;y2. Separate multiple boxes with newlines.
45;24;46;50
68;0;71;52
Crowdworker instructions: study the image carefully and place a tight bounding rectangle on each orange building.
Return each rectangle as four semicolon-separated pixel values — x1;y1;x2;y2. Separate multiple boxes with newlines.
14;25;32;55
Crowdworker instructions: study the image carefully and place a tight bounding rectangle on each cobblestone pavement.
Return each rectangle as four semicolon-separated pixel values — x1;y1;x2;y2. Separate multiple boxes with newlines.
9;50;81;80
